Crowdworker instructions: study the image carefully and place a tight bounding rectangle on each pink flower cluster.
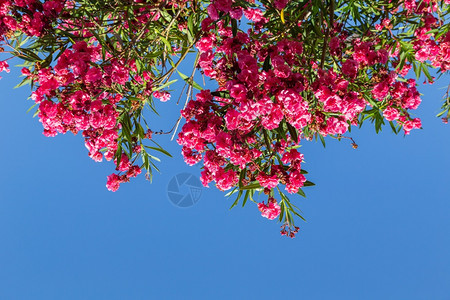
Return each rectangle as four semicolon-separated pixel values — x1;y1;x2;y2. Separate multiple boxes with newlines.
177;0;450;236
1;0;449;237
409;5;450;72
179;22;316;197
1;0;187;191
30;41;120;157
0;0;64;39
29;41;144;190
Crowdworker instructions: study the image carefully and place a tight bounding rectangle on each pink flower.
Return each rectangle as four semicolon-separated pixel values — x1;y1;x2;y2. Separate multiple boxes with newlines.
229;84;247;101
272;56;292;78
207;4;219;21
274;0;289;9
182;147;202;165
89;151;103;162
383;107;400;121
281;149;304;165
200;169;214;187
2;16;17;31
215;132;232;157
213;0;232;13
21;68;31;76
85;67;102;83
0;61;10;73
215;168;238;191
326;117;348;135
225;109;240;130
402;117;422;134
106;173;121;192
127;165;142;178
244;8;264;23
196;89;213;102
258;199;281;220
329;37;342;55
261;105;284;130
256;172;279;189
372;82;390;100
153;90;171;102
116;153;131;172
285;171;306;194
229;8;243;20
415;48;428;62
341;59;359;78
196;35;215;52
111;61;129;85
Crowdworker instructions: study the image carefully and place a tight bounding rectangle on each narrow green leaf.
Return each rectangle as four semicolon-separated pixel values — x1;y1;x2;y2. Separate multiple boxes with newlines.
242;190;250;207
145;146;172;157
14;77;31;89
153;79;177;92
319;135;326;147
241;182;262;190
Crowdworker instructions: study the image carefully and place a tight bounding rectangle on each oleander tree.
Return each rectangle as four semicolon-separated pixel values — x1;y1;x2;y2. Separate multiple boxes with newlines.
0;0;449;238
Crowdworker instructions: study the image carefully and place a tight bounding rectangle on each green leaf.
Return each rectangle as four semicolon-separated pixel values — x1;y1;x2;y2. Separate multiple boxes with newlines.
297;189;306;197
239;168;246;188
26;102;38;114
241;182;262;190
160;36;173;53
148;154;161;162
421;64;433;82
290;209;307;222
153;79;177;92
187;14;195;36
375;114;384;133
286;122;298;143
389;121;398;134
229;190;243;209
145;146;172;157
263;55;271;71
279;201;286;222
14;77;32;89
413;62;421;79
319;135;326;147
18;48;41;61
225;187;238;197
303;180;315;187
231;18;238;37
263;130;272;150
177;70;203;90
211;90;231;99
242;190;250;207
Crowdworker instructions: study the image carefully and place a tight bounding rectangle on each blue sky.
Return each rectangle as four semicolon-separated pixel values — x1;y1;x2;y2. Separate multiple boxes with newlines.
1;57;450;299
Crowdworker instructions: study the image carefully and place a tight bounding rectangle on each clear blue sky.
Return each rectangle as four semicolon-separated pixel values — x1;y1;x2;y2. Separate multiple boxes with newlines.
1;56;450;299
